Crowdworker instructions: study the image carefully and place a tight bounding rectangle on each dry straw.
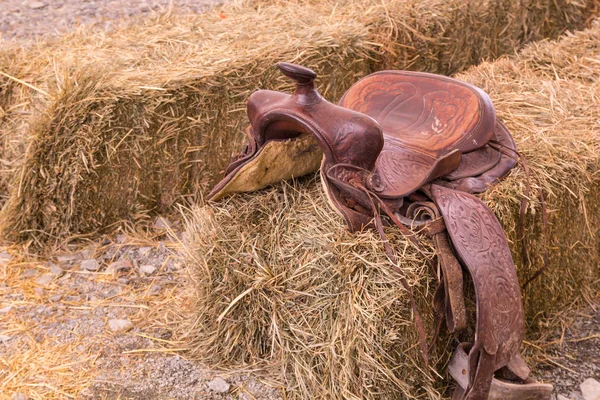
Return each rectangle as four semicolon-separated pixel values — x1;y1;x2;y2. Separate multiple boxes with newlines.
182;24;600;399
0;0;598;249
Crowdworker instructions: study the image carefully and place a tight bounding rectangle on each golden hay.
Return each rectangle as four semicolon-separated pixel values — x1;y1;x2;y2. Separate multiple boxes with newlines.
182;24;600;399
0;0;598;249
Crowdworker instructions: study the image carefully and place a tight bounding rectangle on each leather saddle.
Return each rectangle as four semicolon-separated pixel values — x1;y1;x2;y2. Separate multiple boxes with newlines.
208;63;553;400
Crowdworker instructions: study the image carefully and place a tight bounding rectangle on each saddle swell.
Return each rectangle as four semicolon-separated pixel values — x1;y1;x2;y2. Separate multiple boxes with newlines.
208;63;552;400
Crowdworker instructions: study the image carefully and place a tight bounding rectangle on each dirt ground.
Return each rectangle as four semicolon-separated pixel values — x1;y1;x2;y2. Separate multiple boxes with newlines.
0;0;219;41
1;1;599;399
0;226;283;399
535;307;600;397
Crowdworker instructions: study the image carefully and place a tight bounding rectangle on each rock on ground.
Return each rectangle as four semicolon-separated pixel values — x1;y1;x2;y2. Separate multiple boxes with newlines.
108;319;134;333
207;377;230;393
581;378;600;400
80;259;100;271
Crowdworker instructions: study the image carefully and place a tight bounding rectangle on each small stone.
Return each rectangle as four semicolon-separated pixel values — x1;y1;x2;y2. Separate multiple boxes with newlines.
581;378;600;400
0;335;11;343
35;273;53;286
139;264;157;276
138;247;153;256
117;277;130;285
49;263;64;277
108;319;133;333
116;234;127;244
56;253;81;264
80;259;100;271
149;284;162;295
207;377;230;393
49;294;62;302
64;295;82;302
106;259;131;274
29;1;47;9
558;395;571;400
11;393;26;400
0;305;13;314
81;249;96;258
571;391;586;400
0;250;11;264
21;268;39;278
153;217;172;231
170;262;182;271
34;287;45;297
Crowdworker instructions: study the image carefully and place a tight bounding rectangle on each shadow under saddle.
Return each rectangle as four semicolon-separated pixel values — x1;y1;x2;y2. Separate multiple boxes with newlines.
208;63;553;400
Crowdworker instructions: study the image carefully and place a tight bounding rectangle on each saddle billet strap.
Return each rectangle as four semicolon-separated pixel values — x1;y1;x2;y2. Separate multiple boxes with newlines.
401;201;467;334
431;230;467;333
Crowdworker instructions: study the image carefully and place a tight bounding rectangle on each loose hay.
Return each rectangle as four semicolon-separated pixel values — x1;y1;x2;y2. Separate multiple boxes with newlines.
182;24;600;399
0;0;598;249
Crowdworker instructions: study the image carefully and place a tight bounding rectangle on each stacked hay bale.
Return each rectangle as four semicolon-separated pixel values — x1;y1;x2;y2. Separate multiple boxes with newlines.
183;24;600;400
0;0;598;249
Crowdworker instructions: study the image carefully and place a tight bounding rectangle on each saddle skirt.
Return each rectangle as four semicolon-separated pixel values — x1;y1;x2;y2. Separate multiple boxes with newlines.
208;63;553;400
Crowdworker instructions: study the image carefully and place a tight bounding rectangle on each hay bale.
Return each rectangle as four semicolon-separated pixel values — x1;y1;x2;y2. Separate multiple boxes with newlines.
185;180;444;399
0;0;598;249
0;46;42;205
182;24;600;399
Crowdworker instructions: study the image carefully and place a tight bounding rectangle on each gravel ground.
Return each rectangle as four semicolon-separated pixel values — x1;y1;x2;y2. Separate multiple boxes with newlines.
0;225;283;399
536;308;600;400
1;0;220;41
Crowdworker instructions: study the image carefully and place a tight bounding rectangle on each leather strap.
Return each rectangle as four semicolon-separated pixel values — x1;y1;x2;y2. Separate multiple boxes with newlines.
404;201;467;334
431;231;467;333
357;183;430;365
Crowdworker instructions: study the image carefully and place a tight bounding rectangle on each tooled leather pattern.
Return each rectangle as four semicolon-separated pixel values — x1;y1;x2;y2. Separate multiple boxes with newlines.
342;82;417;119
431;184;524;369
376;149;435;190
442;120;518;194
445;144;501;180
340;73;490;157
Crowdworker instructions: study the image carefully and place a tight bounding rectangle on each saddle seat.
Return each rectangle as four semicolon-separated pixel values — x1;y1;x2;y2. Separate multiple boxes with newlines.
338;70;498;199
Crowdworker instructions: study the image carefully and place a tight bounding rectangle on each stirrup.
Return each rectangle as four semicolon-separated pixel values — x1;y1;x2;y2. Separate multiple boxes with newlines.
448;344;553;400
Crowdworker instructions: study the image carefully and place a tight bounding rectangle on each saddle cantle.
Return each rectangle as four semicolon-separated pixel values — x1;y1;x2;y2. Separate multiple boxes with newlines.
208;63;553;400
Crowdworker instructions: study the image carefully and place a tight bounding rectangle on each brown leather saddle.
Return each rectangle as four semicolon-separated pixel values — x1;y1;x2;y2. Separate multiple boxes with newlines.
208;63;553;400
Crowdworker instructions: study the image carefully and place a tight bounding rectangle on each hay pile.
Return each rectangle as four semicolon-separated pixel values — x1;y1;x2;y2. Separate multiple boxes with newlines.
0;0;598;249
183;24;600;399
